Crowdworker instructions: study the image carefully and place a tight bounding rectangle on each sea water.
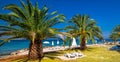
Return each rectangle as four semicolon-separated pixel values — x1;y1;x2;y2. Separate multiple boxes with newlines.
0;38;119;56
0;40;29;56
0;38;63;56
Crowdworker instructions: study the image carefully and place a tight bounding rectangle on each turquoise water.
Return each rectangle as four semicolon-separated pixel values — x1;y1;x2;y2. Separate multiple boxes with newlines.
0;39;118;56
0;40;29;55
0;38;64;55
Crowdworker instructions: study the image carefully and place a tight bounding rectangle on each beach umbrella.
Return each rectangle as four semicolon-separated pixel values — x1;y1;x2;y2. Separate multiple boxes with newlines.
43;41;49;44
71;37;77;47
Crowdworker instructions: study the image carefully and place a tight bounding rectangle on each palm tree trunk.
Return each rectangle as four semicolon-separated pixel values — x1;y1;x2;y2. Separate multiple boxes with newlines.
114;40;116;45
28;39;44;61
80;36;86;50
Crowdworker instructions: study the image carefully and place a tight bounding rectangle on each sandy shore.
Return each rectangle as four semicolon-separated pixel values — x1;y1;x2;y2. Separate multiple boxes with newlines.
0;44;106;59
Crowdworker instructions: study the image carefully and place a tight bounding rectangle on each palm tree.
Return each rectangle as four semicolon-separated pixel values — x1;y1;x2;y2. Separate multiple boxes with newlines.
66;14;103;50
113;25;120;34
109;33;119;45
110;25;120;45
0;0;65;61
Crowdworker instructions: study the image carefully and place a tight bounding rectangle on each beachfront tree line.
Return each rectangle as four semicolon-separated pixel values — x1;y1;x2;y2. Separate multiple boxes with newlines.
0;0;103;61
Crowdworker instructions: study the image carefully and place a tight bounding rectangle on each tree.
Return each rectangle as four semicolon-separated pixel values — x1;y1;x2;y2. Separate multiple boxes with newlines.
109;33;119;45
0;0;65;61
113;25;120;32
110;25;120;45
66;14;103;50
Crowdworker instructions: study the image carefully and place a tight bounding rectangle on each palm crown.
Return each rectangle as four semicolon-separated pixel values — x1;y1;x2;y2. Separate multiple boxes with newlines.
110;25;120;44
0;0;65;45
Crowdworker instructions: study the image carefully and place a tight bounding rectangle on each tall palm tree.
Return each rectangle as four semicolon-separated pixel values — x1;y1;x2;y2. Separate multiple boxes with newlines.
110;25;120;45
66;14;103;50
109;33;119;45
113;25;120;34
0;0;65;61
112;25;120;32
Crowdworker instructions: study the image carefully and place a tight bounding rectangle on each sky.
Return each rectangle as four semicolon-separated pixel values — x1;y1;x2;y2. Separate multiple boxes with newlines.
0;0;120;38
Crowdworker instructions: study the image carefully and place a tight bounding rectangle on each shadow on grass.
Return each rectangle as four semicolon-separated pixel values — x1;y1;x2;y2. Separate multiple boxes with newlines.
11;57;30;62
116;50;120;53
74;47;96;52
86;47;97;51
0;55;30;62
44;51;64;60
8;52;64;62
12;58;41;62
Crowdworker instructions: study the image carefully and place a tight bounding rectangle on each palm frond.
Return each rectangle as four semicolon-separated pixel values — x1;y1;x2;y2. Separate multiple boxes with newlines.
0;36;20;46
4;4;27;20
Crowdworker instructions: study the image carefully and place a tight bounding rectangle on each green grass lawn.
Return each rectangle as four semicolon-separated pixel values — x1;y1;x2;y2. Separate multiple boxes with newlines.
3;45;120;62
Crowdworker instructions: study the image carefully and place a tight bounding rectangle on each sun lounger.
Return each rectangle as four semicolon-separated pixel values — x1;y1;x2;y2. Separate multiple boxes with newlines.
71;52;83;57
64;53;75;58
64;52;84;58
